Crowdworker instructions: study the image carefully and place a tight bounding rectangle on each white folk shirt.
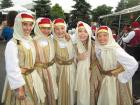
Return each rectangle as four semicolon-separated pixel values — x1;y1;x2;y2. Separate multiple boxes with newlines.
96;47;138;83
122;28;140;43
5;40;32;90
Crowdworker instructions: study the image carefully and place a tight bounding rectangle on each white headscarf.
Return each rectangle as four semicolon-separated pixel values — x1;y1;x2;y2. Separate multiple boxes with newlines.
52;18;67;40
75;21;92;55
34;17;52;39
34;17;56;61
34;18;46;38
13;12;35;41
95;26;120;71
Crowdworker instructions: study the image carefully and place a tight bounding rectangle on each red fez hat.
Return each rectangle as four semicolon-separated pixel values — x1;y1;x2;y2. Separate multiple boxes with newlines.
77;22;85;29
38;18;51;27
131;21;140;28
54;18;65;26
78;23;84;27
97;26;108;33
21;13;34;22
91;26;97;31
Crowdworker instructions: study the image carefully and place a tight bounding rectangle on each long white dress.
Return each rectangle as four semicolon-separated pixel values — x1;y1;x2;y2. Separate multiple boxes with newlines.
96;47;138;105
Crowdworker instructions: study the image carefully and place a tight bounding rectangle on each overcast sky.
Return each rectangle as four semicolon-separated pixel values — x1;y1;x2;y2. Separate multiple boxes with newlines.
12;0;120;12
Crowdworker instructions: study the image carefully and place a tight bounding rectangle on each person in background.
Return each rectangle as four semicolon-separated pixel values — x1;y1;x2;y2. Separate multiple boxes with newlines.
2;11;18;42
91;26;97;40
118;25;131;49
0;20;4;40
111;27;118;41
122;21;140;61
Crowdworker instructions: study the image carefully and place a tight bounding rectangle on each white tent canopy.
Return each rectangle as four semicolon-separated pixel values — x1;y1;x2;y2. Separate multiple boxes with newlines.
0;5;35;15
99;5;140;18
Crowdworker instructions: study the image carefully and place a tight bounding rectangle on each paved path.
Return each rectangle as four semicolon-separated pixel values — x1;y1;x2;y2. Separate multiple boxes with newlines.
0;41;6;105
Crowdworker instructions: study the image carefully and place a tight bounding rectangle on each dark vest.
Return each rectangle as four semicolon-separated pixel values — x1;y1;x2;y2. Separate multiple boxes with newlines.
129;29;140;47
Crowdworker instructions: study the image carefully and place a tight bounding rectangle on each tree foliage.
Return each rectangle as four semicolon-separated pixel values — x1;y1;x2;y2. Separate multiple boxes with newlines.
92;5;113;21
0;0;13;9
33;0;51;18
115;0;140;12
51;3;65;20
69;0;91;29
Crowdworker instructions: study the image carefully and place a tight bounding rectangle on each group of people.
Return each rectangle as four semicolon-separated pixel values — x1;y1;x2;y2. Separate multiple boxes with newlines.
1;12;139;105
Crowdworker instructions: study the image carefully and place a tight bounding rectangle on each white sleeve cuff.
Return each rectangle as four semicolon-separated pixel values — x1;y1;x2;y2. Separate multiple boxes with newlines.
118;72;128;83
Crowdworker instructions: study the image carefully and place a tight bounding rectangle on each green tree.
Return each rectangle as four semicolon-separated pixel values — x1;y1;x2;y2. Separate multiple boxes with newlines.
69;0;91;29
33;0;51;18
115;0;128;12
115;0;140;12
0;0;13;9
92;5;113;21
126;0;140;8
51;3;65;20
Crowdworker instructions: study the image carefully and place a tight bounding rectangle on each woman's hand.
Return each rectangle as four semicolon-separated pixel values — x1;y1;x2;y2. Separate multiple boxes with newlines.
77;51;89;61
64;32;71;41
15;86;26;100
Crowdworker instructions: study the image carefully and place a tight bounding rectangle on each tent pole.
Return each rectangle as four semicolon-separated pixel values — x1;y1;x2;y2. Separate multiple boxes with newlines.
118;14;121;35
106;16;108;25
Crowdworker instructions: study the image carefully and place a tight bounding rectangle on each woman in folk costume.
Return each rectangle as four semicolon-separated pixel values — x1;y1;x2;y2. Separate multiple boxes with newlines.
95;26;138;105
74;21;91;105
75;21;103;105
3;12;46;105
33;17;58;105
52;18;76;105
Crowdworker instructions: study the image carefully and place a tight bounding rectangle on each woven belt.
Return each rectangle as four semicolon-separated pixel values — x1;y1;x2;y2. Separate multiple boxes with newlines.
55;57;74;65
100;65;124;76
35;58;55;69
20;68;34;75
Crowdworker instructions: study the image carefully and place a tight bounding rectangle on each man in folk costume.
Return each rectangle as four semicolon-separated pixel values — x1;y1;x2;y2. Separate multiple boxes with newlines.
122;21;140;61
52;18;76;105
75;21;102;105
95;26;138;105
2;12;46;105
33;18;58;105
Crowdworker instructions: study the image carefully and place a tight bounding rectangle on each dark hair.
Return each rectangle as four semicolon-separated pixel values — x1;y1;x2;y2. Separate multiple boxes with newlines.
7;11;18;27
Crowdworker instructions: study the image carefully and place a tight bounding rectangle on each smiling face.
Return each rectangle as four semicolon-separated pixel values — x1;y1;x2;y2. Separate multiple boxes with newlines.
54;25;65;38
22;21;33;36
78;27;89;42
97;32;109;45
40;27;51;37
